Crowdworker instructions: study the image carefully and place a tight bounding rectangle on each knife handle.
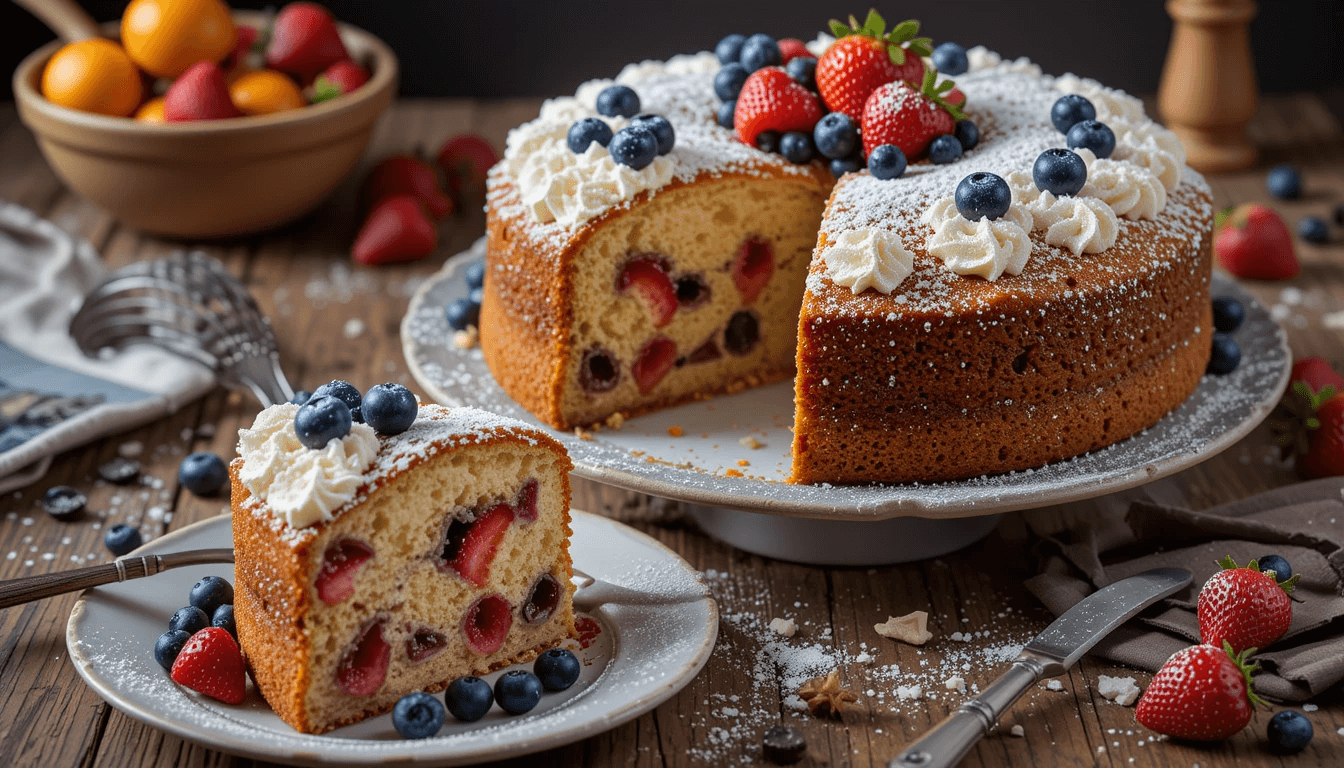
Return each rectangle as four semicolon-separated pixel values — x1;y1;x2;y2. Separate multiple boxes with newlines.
888;654;1056;768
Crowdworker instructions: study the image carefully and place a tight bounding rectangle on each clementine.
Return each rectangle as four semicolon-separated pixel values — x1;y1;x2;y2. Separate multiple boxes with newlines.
41;39;143;117
134;97;167;123
228;70;305;116
122;0;236;80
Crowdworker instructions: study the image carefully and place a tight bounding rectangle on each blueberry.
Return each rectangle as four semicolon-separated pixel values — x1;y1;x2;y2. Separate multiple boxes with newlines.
212;603;236;637
445;298;478;331
41;486;86;520
609;125;659;170
954;119;980;151
104;523;142;556
630;114;676;155
350;405;363;424
189;575;234;616
754;130;780;154
868;144;907;180
1066;119;1116;159
714;63;749;101
1211;296;1245;333
534;647;582;691
445;675;494;722
1266;164;1302;200
1298;216;1329;244
98;457;140;484
955;172;1013;222
464;260;487;290
1051;94;1096;134
762;724;807;764
715;33;746;64
1207;332;1241;375
294;395;352;449
785;56;816;89
468;286;485;307
393;692;445;739
154;629;191;670
362;383;417;435
169;605;210;635
1033;148;1088;197
567;117;613;153
813;112;857;160
739;34;781;72
928;134;963;164
780;132;814;164
1258;554;1293;581
178;452;228;497
931;42;968;76
1266;710;1313;753
310;384;359;421
494;670;544;715
717;100;736;129
288;390;313;405
595;85;640;118
830;157;862;178
725;311;759;355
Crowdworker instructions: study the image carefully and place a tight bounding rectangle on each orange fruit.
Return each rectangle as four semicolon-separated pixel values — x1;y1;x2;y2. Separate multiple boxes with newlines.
228;70;305;116
41;39;144;117
134;97;167;123
122;0;236;80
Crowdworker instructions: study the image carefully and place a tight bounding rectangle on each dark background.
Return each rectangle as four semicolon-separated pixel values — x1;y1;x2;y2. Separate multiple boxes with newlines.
3;1;1343;101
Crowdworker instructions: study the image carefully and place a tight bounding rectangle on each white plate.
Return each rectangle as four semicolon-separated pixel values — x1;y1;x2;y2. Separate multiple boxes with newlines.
66;511;717;766
402;239;1291;521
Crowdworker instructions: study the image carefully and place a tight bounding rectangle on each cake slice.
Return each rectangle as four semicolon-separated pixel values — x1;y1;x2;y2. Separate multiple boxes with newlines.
231;402;576;734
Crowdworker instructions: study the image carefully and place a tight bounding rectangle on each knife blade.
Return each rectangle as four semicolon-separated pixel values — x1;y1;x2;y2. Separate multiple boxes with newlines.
888;567;1191;768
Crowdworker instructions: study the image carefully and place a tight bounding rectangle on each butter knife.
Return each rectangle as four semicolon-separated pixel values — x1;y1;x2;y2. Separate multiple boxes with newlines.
889;567;1191;768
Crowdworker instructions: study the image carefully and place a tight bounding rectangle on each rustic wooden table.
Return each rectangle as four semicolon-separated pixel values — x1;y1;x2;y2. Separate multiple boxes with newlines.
0;95;1341;768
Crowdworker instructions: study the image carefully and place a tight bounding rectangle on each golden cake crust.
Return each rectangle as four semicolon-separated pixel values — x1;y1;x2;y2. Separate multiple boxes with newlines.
231;408;575;734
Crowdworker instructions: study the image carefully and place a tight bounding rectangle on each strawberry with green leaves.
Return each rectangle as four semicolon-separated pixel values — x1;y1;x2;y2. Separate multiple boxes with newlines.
816;10;932;120
1135;641;1265;741
733;67;823;148
861;68;966;160
1197;556;1299;654
1271;359;1344;479
1214;204;1300;280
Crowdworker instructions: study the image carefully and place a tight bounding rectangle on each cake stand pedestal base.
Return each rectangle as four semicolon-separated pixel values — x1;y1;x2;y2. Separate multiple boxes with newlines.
684;505;1004;566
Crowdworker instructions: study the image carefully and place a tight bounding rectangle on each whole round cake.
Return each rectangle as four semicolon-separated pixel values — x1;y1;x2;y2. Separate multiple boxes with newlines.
480;20;1213;486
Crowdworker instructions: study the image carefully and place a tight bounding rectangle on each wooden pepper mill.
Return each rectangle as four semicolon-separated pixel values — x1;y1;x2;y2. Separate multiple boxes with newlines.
1158;0;1259;173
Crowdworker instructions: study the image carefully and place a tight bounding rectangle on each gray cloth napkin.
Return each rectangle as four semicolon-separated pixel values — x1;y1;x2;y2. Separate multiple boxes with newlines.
1026;478;1344;702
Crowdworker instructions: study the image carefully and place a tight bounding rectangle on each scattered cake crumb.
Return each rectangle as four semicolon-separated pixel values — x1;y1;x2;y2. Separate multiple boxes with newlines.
1303;703;1319;712
668;425;684;437
603;412;625;430
896;684;923;701
1098;675;1141;706
797;669;858;718
1046;680;1065;692
739;435;764;449
1010;724;1025;738
855;652;873;664
574;427;593;441
737;459;750;467
875;611;933;645
770;617;798;637
944;675;966;693
723;468;744;477
453;326;479;349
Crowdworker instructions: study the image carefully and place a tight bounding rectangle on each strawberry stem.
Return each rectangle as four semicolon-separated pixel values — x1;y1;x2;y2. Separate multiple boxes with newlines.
1223;641;1268;710
919;68;967;121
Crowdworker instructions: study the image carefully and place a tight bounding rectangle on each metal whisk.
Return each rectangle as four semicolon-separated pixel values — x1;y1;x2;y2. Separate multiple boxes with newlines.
69;251;294;406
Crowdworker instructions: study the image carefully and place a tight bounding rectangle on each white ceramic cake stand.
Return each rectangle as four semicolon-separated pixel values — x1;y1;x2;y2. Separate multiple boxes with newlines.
402;240;1291;566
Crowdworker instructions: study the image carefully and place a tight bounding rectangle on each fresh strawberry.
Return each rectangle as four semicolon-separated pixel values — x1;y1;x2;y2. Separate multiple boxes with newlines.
1214;204;1300;280
436;134;500;205
311;59;369;102
1135;641;1265;741
1197;556;1298;654
618;258;678;327
633;337;678;394
462;594;512;655
733;67;824;147
815;11;932;121
163;61;241;121
447;503;514;587
315;538;374;605
945;86;966;108
351;195;437;266
1301;396;1344;479
861;69;965;160
731;237;773;304
265;2;349;80
362;156;453;219
1291;357;1344;398
336;619;389;696
170;627;247;704
778;38;811;64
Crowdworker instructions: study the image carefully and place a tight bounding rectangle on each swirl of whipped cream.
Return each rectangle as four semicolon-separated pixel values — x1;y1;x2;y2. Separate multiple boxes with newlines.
1003;170;1119;254
1111;122;1185;191
1053;73;1146;124
1075;148;1167;220
920;195;1033;233
965;46;1043;76
925;211;1033;281
824;227;914;294
238;404;380;529
614;51;720;85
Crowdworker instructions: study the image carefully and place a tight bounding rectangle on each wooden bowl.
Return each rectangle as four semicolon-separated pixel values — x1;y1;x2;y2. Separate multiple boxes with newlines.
12;11;398;238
